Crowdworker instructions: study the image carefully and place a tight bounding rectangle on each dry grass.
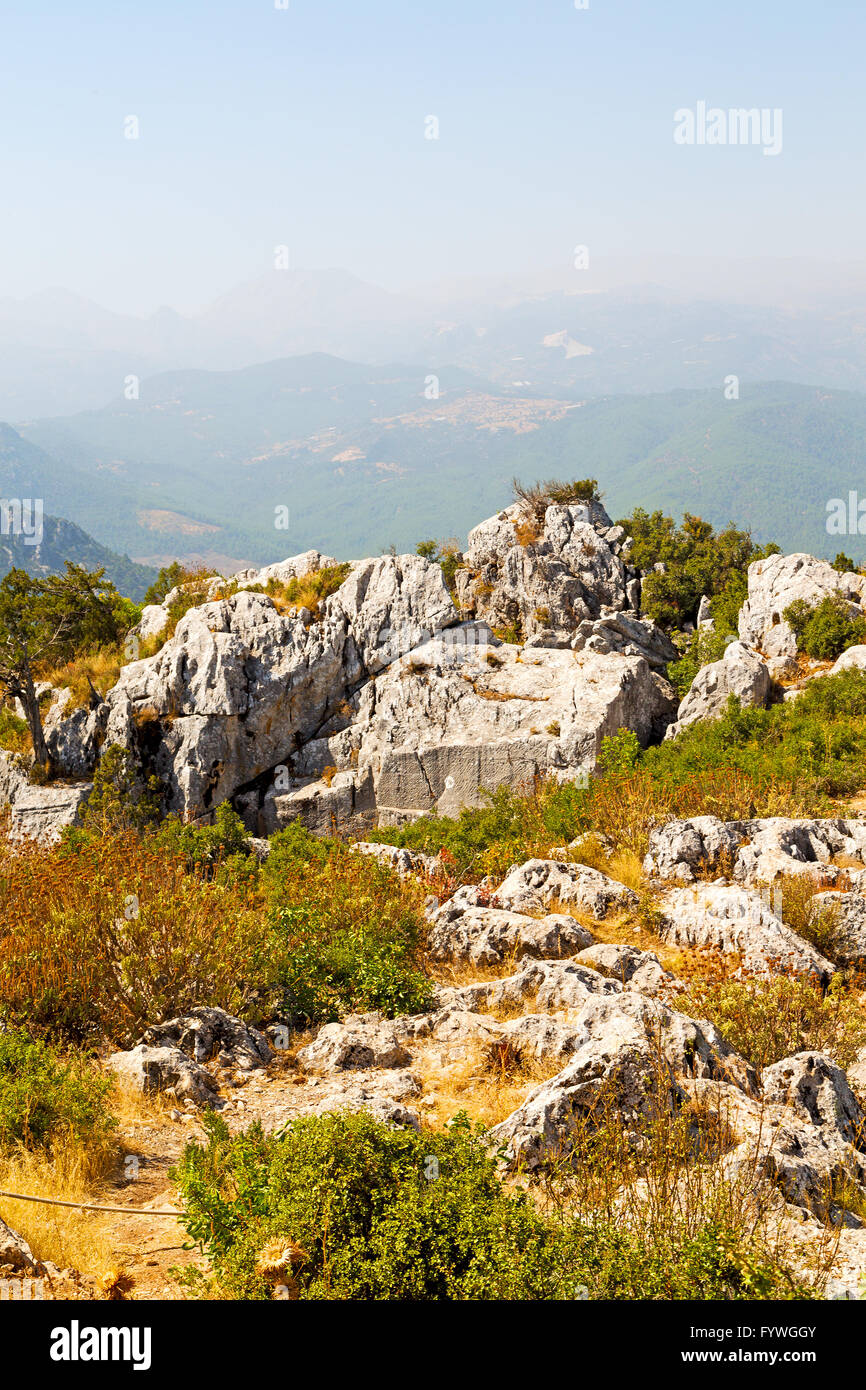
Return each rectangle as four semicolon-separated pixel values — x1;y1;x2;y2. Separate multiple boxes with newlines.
0;1146;118;1278
40;647;124;712
415;1037;562;1130
513;518;541;548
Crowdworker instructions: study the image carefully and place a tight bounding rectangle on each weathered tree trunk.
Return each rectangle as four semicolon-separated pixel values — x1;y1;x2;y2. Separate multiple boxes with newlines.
20;668;50;770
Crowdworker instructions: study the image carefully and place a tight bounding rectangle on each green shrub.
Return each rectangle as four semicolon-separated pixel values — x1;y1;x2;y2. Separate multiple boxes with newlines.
667;628;730;698
151;802;252;873
618;508;777;633
261;823;434;1022
78;744;162;835
597;728;641;775
784;595;866;662
173;1109;814;1301
0;1028;116;1154
174;1110;574;1300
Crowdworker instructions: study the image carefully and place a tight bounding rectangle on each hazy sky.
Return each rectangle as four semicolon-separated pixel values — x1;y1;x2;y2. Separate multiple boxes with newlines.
2;0;863;314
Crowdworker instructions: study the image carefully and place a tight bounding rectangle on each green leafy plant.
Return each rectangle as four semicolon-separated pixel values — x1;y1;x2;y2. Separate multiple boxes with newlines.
784;595;866;662
0;1028;116;1155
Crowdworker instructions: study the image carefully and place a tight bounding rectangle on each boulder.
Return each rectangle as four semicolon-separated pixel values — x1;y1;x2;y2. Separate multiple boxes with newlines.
830;645;866;676
575;942;676;996
137;604;170;642
490;992;757;1169
436;956;622;1015
644;815;866;887
238;550;338;589
262;636;677;834
498;1014;583;1066
44;700;106;778
106;1044;219;1105
297;1014;413;1073
427;903;594;966
352;842;440;878
808;891;866;966
697;595;714;629
762;1052;865;1148
492;858;638;918
0;751;90;843
688;1076;866;1219
738;552;866;661
665;641;771;739
658;883;834;979
104;554;458;822
568;611;679;672
452;500;639;641
141;1007;273;1072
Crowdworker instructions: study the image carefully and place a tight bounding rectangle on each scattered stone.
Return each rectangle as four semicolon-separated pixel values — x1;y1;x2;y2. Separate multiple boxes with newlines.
297;1014;413;1073
106;1044;220;1106
142;1007;273;1072
0;1218;37;1274
644;814;866;887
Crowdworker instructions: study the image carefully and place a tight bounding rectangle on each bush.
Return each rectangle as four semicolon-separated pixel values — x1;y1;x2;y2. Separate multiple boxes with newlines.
0;832;267;1045
174;1110;576;1300
261;824;433;1022
151;802;252;873
0;705;31;755
173;1104;815;1301
618;508;776;633
784;595;866;662
667;628;730;698
415;539;461;596
242;564;352;621
78;744;163;835
512;477;601;523
0;1028;115;1155
681;972;866;1072
597;728;641;775
143;560;187;607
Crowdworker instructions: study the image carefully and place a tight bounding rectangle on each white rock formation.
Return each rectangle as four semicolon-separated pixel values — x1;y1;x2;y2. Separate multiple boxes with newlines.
644;814;866;888
658;883;834;979
453;499;641;640
738;552;866;669
665;640;772;738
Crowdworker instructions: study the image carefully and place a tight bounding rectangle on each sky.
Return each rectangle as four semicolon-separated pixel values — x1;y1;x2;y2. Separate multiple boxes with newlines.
1;0;864;314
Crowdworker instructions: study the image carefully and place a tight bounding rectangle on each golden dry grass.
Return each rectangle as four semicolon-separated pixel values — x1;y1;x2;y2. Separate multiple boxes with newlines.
414;1037;562;1130
40;647;124;712
0;1139;117;1277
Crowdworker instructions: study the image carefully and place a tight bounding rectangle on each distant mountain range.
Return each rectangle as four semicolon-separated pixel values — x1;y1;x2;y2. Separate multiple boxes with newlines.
6;365;866;571
0;509;156;601
6;265;866;418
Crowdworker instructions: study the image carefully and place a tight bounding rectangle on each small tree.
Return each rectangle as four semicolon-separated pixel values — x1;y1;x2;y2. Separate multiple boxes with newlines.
0;564;124;771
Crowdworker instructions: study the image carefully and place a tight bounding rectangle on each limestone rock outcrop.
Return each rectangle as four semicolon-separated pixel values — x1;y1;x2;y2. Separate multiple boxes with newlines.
738;552;866;672
665;640;772;738
453;499;640;642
